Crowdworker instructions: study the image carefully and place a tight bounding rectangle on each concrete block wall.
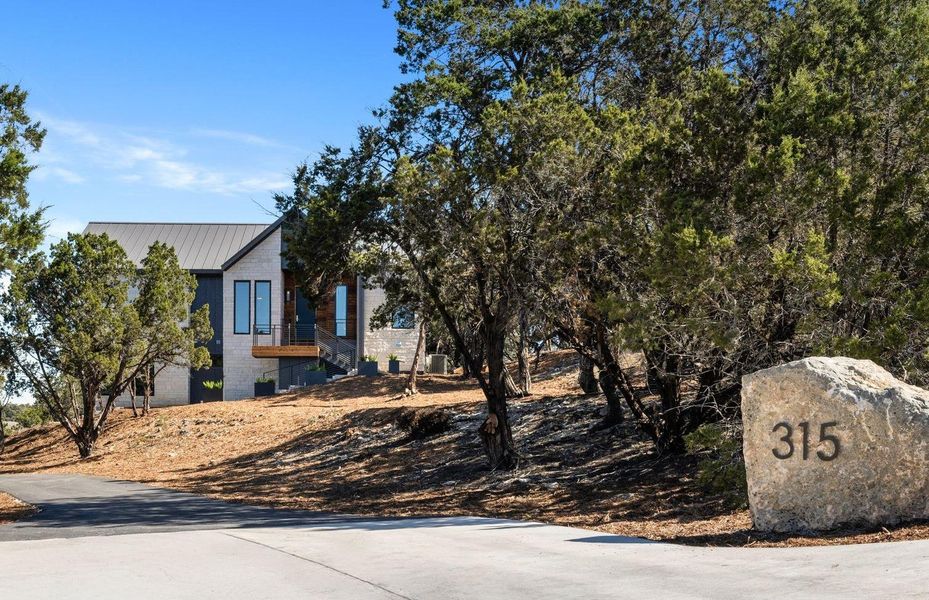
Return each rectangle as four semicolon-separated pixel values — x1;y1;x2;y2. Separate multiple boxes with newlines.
222;228;284;400
359;286;424;373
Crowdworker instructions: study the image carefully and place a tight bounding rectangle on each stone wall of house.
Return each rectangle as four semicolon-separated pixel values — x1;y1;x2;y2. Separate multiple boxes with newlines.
222;228;284;400
359;285;423;373
112;363;190;408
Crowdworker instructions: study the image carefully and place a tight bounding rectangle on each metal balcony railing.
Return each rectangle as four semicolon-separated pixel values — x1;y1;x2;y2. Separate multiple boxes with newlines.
252;323;317;348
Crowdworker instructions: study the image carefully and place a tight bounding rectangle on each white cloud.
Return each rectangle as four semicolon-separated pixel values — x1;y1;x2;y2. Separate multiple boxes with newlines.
34;113;292;196
192;128;286;148
33;165;85;184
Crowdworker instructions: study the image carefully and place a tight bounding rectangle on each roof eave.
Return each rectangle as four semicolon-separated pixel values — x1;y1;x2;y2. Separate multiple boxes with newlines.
220;215;286;271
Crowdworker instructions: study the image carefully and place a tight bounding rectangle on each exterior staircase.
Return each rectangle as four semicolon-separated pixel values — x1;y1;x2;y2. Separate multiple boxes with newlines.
315;324;356;374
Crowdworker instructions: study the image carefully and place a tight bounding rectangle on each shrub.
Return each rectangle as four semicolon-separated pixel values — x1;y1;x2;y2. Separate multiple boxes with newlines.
395;407;452;440
202;380;223;390
305;363;326;372
361;354;378;362
255;376;274;384
388;353;400;361
2;402;52;429
684;423;748;509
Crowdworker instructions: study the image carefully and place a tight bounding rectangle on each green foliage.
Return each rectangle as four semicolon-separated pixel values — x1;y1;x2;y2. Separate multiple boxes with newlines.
202;380;223;390
0;83;46;272
1;234;212;457
255;376;274;384
133;241;213;389
283;0;929;462
684;424;748;509
361;355;378;363
1;401;51;429
304;363;326;372
388;353;400;361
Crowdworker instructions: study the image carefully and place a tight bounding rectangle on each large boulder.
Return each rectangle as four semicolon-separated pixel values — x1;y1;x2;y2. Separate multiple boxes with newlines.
741;357;929;532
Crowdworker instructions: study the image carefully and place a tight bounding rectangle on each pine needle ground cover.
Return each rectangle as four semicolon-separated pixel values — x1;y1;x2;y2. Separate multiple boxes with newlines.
3;351;929;547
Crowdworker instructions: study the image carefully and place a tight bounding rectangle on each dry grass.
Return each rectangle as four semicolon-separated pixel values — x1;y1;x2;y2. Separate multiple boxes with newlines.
3;350;929;547
0;492;36;524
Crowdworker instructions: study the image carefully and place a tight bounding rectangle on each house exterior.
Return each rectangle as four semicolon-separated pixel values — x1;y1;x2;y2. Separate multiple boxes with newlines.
83;218;422;406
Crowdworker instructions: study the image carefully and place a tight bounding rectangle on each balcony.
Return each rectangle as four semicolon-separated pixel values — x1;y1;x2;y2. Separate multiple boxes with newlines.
251;324;319;359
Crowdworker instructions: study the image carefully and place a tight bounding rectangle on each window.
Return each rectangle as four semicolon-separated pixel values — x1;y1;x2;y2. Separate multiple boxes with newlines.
134;365;156;397
392;306;415;329
335;284;347;336
234;281;250;334
255;281;271;335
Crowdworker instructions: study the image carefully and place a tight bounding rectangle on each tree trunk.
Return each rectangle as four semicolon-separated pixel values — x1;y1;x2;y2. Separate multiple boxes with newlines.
129;392;138;417
503;367;527;397
405;320;426;395
578;353;599;394
0;416;6;456
516;310;531;396
646;350;686;454
597;368;624;427
142;379;151;416
595;336;661;446
479;318;518;469
74;426;98;459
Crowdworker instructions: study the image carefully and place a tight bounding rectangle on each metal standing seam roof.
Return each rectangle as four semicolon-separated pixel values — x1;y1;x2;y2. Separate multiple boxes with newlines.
82;222;273;271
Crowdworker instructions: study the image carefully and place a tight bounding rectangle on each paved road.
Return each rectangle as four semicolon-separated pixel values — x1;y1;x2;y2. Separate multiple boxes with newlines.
1;474;928;599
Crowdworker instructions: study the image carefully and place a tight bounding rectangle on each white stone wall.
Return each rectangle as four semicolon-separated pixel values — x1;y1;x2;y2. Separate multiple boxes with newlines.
113;363;190;408
222;228;284;400
359;286;424;373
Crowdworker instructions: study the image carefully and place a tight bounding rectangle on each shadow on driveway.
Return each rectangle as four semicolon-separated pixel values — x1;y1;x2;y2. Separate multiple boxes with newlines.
0;473;560;542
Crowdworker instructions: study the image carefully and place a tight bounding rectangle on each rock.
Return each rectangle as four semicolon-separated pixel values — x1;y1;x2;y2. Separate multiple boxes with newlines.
742;356;929;533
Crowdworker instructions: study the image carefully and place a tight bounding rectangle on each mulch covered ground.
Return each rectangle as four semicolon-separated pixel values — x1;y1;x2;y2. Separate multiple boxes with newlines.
0;492;36;524
2;350;929;547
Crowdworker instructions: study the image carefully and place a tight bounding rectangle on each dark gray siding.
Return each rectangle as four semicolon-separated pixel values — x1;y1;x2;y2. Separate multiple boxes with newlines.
192;274;223;355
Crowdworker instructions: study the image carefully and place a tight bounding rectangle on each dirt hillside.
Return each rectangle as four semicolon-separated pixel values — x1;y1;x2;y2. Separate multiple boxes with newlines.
3;350;929;547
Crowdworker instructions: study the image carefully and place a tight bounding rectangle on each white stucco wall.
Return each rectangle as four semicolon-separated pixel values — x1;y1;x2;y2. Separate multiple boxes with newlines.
359;285;424;372
222;228;284;400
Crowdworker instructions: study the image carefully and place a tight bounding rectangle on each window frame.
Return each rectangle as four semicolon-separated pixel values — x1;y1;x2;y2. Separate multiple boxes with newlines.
234;280;251;335
254;280;272;335
335;284;348;337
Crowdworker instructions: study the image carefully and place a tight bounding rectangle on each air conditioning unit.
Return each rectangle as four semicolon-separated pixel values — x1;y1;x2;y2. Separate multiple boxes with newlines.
427;354;448;374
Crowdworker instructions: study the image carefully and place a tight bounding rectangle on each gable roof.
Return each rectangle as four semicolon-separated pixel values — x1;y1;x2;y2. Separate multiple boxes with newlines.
83;222;272;271
220;215;286;271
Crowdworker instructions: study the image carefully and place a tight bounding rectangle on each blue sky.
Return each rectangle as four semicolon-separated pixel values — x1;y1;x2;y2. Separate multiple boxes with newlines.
0;1;402;244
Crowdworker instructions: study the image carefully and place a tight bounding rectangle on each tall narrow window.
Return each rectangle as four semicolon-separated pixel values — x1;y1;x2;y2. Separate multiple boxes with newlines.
255;281;271;335
234;281;250;334
335;284;347;336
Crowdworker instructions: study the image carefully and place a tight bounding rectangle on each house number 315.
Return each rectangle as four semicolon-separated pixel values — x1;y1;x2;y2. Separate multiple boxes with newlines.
771;421;841;461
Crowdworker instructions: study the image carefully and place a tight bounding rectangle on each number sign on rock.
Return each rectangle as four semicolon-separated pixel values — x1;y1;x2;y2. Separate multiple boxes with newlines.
741;357;929;533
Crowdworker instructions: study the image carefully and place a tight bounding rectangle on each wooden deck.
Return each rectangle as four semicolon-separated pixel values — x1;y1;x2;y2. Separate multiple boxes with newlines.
251;345;320;359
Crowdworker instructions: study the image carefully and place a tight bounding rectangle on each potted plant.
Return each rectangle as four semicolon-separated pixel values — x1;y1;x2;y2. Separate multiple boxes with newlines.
254;376;275;397
201;379;223;403
388;353;402;375
358;354;379;377
304;362;328;385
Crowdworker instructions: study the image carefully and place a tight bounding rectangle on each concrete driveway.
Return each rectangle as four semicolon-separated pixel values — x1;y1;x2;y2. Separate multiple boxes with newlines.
1;474;927;599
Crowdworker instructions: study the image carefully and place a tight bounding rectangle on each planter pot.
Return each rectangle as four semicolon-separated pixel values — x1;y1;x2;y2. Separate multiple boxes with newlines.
358;360;379;377
254;381;276;397
304;370;328;385
201;387;223;402
388;360;401;375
